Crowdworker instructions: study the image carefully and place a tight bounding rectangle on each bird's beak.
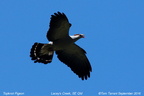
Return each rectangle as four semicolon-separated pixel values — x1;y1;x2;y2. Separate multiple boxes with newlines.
81;34;85;38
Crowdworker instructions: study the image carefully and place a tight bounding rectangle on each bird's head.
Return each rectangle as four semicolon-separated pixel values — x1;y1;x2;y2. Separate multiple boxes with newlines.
74;34;85;38
70;34;85;42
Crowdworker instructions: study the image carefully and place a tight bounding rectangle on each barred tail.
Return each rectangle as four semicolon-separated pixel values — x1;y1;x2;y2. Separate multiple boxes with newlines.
30;42;54;64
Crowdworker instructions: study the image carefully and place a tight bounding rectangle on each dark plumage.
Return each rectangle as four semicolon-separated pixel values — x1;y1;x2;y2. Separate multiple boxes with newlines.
30;12;92;80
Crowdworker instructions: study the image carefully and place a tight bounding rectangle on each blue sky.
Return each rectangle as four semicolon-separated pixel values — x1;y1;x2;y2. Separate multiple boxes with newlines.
0;0;144;96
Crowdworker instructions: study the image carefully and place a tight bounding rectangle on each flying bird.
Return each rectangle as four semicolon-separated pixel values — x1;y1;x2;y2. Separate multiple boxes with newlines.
30;12;92;80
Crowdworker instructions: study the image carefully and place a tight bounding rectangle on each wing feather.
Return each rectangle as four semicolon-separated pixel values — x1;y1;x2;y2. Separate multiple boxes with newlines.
47;12;71;41
56;44;92;80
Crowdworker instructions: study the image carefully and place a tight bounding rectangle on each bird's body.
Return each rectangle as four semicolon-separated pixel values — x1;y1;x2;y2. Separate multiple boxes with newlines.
30;12;92;80
52;36;73;50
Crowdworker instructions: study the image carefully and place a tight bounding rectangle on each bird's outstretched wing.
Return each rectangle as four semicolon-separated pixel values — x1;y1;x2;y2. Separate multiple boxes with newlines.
47;12;71;41
56;44;92;80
